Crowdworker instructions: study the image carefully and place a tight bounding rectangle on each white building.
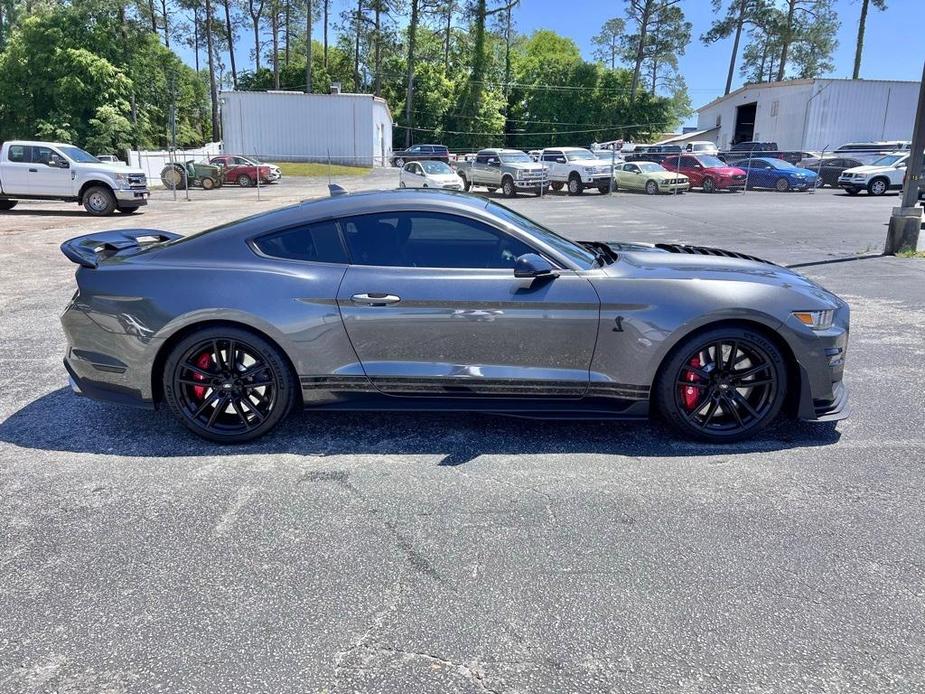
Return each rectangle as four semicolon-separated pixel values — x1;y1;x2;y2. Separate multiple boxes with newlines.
220;90;393;166
695;78;920;152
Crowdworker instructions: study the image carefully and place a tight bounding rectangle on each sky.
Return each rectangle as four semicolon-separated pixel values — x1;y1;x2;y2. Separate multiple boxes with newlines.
192;0;925;127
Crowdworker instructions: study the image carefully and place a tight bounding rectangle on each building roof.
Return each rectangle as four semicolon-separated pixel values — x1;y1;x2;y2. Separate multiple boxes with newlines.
696;78;921;113
655;127;719;145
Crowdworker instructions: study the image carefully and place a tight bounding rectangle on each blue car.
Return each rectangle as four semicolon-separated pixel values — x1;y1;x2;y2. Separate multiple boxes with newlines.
736;157;818;191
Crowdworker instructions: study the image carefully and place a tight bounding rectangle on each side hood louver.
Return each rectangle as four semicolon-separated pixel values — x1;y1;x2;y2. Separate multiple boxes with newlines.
652;243;776;266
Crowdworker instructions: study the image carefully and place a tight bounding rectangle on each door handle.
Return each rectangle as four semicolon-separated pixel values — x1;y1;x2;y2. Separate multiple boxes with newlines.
28;168;38;173
351;292;401;306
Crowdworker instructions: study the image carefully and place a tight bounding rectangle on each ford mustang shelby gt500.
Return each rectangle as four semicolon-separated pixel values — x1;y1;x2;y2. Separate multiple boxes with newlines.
60;188;849;443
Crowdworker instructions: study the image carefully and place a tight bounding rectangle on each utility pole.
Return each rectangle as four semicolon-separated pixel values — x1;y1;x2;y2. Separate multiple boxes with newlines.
885;61;925;254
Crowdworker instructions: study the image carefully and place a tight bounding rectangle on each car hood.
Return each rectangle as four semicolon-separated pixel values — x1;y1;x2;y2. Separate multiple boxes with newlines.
840;164;893;175
81;163;146;177
640;170;686;179
424;173;463;183
704;166;746;176
506;162;545;171
586;241;836;297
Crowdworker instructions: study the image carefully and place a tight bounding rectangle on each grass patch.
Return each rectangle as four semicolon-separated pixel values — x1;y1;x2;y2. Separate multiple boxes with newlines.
896;249;925;258
271;161;372;177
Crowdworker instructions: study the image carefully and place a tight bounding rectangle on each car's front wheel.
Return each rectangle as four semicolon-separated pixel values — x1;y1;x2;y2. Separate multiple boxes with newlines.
867;178;888;196
645;180;659;195
163;327;297;443
775;177;790;192
502;177;516;198
83;186;117;216
702;177;716;193
655;327;787;442
568;175;584;195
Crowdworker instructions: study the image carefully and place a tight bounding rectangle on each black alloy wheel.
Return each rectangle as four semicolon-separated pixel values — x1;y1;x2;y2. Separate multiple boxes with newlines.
163;328;296;443
656;328;787;442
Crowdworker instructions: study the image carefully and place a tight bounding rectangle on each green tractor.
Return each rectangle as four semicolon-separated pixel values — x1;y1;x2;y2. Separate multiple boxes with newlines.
159;160;223;190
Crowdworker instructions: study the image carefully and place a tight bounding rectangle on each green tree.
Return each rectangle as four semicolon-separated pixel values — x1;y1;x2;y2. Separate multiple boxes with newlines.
592;17;625;70
702;0;771;95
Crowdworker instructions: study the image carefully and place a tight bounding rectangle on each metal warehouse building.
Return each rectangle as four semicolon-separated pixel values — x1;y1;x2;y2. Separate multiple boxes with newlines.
219;91;393;166
695;78;919;152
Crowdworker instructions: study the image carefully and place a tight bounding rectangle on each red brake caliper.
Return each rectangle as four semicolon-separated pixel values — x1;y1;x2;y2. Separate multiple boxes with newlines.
191;351;213;400
680;355;703;411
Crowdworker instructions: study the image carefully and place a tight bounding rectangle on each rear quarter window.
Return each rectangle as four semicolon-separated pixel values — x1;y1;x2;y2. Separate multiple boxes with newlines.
7;145;27;162
253;220;347;263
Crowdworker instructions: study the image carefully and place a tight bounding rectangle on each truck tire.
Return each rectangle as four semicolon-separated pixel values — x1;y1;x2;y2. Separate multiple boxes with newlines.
597;184;610;194
502;176;516;198
237;174;254;187
459;174;471;192
567;175;583;195
201;176;216;190
0;200;17;211
83;186;117;216
160;164;187;190
117;206;141;214
551;182;564;192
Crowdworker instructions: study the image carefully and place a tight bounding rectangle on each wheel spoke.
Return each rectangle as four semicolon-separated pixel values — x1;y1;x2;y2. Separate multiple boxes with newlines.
725;394;744;426
231;398;252;429
227;340;237;371
733;377;773;388
677;379;709;389
733;363;770;380
184;364;215;380
179;377;212;387
724;341;738;371
699;398;720;428
242;362;269;378
685;366;711;380
193;391;219;418
732;391;760;420
207;396;228;427
212;340;224;370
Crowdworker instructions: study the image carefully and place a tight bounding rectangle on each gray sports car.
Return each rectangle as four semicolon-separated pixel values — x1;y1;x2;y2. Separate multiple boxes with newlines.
60;188;849;444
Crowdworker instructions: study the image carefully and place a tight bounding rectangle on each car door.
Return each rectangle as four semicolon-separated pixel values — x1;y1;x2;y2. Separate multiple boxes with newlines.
744;160;770;187
27;145;72;196
402;162;421;187
335;210;601;396
472;153;491;186
542;151;563;182
1;144;35;195
617;163;642;190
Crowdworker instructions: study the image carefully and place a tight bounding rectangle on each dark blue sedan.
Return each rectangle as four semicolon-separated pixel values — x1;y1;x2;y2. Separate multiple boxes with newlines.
736;157;819;191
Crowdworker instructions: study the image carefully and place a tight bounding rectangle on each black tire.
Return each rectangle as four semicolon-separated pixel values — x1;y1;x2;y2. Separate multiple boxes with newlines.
567;175;583;196
550;182;564;192
0;200;17;211
486;187;497;193
597;184;610;194
645;180;659;195
775;177;790;192
237;174;254;188
201;176;216;190
702;177;716;193
394;157;405;168
844;187;860;195
117;206;141;214
867;177;889;196
502;176;516;198
83;186;117;216
460;174;472;192
162;326;297;443
655;326;788;443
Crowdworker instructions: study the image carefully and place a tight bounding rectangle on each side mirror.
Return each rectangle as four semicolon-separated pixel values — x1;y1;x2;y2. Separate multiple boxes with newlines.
514;253;557;279
49;154;69;168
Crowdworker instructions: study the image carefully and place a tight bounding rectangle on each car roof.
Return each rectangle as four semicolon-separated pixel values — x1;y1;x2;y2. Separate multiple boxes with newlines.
5;140;75;148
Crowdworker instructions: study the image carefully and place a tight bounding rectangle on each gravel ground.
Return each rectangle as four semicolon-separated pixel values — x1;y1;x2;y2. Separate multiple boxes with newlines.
1;170;923;693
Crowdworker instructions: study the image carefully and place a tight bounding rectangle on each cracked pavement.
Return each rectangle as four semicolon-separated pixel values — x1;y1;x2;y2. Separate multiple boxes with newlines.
1;171;924;692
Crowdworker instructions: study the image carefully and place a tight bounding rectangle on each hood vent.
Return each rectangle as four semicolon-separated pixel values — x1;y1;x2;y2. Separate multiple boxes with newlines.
654;243;776;265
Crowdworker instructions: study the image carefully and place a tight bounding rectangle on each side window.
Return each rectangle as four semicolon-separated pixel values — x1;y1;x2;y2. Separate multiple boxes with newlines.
475;153;490;164
340;212;535;269
542;152;559;162
623;163;638;172
233;157;251;165
253;220;347;263
31;146;57;165
681;156;698;167
403;162;415;172
408;146;421;154
7;145;27;163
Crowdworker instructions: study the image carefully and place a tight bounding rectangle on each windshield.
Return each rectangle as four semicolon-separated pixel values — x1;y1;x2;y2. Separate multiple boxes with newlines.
486;201;597;269
765;158;797;169
873;154;905;166
58;145;100;163
500;152;532;163
637;162;666;172
421;160;452;174
696;156;726;167
565;149;596;161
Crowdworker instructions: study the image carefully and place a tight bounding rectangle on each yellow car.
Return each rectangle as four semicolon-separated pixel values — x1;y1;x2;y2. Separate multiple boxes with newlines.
615;161;689;194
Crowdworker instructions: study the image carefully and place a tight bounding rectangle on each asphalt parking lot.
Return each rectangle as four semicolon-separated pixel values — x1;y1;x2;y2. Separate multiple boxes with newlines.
1;170;924;693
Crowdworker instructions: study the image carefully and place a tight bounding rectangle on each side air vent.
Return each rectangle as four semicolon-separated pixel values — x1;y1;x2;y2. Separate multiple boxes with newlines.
654;243;776;265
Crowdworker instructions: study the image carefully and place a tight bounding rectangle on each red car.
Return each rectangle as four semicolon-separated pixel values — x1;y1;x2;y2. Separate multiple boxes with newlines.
659;154;747;193
209;155;281;187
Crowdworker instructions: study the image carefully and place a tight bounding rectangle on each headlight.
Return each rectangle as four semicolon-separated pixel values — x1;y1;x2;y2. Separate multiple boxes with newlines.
114;174;128;186
793;310;835;330
516;170;524;179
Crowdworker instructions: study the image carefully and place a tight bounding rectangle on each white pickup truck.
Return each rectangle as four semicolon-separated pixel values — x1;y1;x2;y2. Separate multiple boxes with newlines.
0;140;149;215
540;147;615;195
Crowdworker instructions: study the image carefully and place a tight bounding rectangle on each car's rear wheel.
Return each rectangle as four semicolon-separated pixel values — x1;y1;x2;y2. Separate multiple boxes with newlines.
775;177;790;192
550;182;564;192
163;327;297;443
645;180;659;195
867;178;888;196
237;174;254;187
702;177;716;193
655;327;787;443
502;176;516;197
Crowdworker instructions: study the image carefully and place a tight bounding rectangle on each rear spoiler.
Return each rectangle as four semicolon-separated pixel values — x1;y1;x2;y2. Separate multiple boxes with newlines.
61;229;181;268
